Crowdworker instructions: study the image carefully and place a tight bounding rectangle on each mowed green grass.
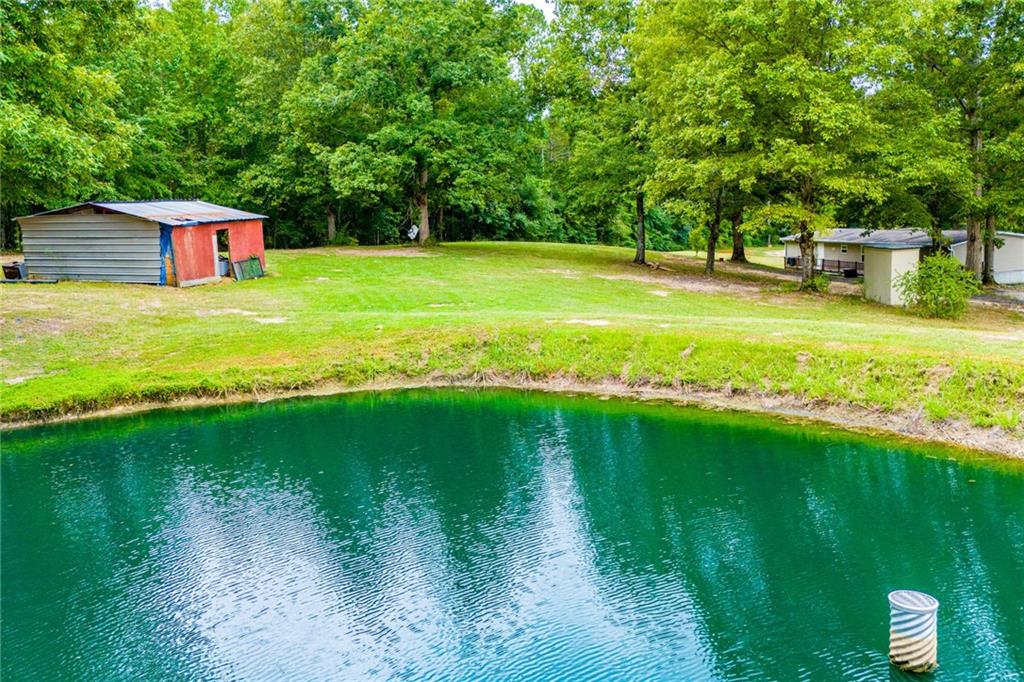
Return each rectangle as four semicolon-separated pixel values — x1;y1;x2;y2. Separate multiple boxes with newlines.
3;242;1023;429
671;244;788;269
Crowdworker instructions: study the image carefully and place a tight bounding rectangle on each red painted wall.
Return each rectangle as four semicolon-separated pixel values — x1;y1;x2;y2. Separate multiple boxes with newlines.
171;223;216;283
225;220;266;268
170;220;265;285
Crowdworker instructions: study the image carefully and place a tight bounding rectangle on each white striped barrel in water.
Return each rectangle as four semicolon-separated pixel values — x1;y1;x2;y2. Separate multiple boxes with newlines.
888;590;939;673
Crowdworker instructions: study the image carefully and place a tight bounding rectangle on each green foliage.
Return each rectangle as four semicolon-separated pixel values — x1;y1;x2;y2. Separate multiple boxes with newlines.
896;254;982;319
0;0;138;244
900;0;1024;222
284;0;543;244
643;207;689;252
3;0;1021;254
683;225;705;254
112;0;243;201
536;0;652;249
801;274;832;294
634;0;897;280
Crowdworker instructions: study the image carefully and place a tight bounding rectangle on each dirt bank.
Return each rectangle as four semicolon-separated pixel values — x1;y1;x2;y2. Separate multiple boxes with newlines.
4;376;1021;461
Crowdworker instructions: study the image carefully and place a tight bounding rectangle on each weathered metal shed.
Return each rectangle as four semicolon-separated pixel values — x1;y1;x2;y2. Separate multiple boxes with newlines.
15;201;266;286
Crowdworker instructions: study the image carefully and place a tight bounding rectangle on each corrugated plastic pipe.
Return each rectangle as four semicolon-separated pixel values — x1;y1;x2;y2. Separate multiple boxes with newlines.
888;590;939;673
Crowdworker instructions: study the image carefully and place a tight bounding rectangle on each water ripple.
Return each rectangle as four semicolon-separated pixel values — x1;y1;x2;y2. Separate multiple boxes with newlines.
3;390;1022;680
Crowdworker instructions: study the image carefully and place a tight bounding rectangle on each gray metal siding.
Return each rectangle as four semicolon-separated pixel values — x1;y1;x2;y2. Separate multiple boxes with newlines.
19;214;161;283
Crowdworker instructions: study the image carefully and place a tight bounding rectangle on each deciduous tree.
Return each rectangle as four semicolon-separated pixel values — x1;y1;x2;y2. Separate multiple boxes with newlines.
900;0;1024;280
636;0;891;283
0;0;138;245
540;0;653;262
290;0;536;245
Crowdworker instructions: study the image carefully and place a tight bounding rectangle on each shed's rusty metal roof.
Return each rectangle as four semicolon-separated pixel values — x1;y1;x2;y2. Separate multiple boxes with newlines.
22;201;266;227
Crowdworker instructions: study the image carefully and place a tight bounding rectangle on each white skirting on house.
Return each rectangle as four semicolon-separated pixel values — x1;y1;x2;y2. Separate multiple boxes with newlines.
995;270;1024;285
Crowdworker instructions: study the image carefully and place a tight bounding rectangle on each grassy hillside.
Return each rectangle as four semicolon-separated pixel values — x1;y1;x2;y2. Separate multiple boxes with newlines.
3;242;1023;435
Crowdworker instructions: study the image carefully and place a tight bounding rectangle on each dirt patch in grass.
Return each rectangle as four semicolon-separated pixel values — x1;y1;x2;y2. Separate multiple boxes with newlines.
557;319;611;327
4;315;74;339
660;253;794;277
195;309;289;324
3;299;57;312
596;272;765;296
3;367;63;385
536;268;583;278
978;330;1024;342
925;364;955;395
196;308;258;317
974;288;1024;310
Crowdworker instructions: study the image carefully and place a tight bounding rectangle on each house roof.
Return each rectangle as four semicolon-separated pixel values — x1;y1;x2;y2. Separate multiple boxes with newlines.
781;228;967;250
948;231;1024;246
20;201;266;227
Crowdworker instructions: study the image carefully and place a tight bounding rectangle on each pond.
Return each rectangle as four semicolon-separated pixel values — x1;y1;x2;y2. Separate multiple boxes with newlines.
2;390;1022;680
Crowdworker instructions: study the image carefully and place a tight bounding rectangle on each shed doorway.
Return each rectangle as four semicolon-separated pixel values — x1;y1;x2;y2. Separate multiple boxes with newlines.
213;229;231;278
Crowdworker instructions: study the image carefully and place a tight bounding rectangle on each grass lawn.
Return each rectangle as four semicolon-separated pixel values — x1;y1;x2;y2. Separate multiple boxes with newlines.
3;242;1023;437
671;244;788;270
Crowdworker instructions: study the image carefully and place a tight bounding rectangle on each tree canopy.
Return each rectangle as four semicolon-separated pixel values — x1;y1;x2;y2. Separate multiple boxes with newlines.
2;0;1021;282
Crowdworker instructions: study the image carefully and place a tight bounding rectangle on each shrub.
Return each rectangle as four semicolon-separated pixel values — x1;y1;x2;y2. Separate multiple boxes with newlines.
800;273;831;293
896;254;981;319
687;225;707;254
777;281;800;293
331;234;359;246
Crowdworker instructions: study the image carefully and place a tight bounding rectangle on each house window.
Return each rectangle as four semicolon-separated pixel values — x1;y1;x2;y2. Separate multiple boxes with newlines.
860;246;865;262
840;244;848;254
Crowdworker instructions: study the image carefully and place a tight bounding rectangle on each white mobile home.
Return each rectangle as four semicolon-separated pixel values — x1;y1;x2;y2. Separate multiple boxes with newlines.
781;229;967;278
782;228;1024;306
950;233;1024;284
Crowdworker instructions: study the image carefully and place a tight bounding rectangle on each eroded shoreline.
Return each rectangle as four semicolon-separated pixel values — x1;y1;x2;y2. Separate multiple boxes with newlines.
3;376;1021;460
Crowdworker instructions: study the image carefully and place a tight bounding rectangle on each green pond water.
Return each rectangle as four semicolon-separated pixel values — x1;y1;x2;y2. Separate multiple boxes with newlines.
2;390;1023;681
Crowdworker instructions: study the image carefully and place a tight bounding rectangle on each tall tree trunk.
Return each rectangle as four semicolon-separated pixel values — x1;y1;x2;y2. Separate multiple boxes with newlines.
416;166;429;245
982;214;995;285
965;220;983;277
798;177;815;286
798;227;815;285
437;204;444;243
704;191;722;275
634;191;646;265
965;127;983;277
326;206;336;244
729;211;746;262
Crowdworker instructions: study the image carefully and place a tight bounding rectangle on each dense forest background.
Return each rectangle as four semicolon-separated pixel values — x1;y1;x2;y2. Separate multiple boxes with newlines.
2;0;1022;279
